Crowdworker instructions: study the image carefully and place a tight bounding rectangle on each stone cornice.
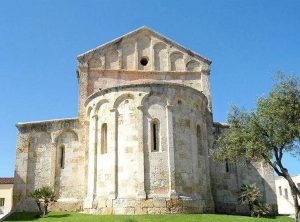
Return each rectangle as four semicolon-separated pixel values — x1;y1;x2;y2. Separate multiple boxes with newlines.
16;117;79;128
84;82;208;107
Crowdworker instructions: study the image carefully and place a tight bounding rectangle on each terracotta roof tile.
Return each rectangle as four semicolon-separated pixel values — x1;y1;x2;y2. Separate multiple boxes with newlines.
0;177;14;184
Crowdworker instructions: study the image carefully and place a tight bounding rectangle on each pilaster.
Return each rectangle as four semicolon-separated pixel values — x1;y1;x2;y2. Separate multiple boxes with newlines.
165;104;177;198
84;114;98;209
137;105;146;199
109;108;118;199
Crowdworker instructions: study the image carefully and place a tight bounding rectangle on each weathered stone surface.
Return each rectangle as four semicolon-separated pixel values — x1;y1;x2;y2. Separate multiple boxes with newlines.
12;27;277;215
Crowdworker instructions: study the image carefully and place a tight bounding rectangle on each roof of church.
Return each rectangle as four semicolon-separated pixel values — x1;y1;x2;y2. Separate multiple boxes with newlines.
0;177;14;184
77;26;211;64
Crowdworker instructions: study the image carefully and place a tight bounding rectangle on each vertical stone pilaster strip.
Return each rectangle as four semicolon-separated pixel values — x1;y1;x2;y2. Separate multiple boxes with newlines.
84;114;98;208
201;69;212;112
166;104;177;198
134;39;138;70
150;38;154;71
137;105;146;199
49;141;57;191
109;108;118;199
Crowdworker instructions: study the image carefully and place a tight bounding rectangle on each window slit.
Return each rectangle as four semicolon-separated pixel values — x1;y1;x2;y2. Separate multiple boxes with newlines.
60;146;65;169
101;123;107;154
151;120;159;152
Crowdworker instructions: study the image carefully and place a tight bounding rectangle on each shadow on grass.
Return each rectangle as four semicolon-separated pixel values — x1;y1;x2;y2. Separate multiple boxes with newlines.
47;214;70;218
124;219;138;222
4;212;71;221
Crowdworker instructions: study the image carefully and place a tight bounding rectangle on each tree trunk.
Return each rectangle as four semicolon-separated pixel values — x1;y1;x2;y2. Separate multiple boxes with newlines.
281;169;300;221
42;203;49;218
291;193;300;222
36;201;42;212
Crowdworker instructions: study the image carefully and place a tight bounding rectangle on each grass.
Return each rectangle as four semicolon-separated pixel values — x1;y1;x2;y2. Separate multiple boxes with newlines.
4;212;293;222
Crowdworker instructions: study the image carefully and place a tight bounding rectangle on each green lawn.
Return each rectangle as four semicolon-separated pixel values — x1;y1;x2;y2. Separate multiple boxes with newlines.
4;212;293;222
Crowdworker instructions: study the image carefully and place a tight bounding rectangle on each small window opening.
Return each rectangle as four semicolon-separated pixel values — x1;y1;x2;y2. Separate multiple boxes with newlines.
101;123;107;154
0;198;5;207
197;125;203;155
60;145;65;169
284;188;289;199
178;100;182;105
279;186;282;195
140;57;148;66
225;159;229;173
151;120;160;152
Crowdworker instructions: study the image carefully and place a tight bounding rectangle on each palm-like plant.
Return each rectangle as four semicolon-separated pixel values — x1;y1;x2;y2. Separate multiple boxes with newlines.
238;184;270;217
29;186;56;218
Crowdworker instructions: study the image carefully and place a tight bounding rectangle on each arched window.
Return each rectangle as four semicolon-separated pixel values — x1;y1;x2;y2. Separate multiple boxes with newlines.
151;119;160;152
60;145;65;169
197;125;203;155
101;123;107;154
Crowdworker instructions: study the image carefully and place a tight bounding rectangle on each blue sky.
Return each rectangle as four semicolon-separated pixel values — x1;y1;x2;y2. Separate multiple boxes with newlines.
0;0;299;177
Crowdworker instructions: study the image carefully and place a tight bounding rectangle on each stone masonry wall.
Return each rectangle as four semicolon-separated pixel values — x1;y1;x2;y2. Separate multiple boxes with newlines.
210;123;278;215
84;83;215;214
13;118;84;212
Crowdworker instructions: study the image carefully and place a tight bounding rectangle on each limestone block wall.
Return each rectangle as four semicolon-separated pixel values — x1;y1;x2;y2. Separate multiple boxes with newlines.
77;28;212;118
210;123;278;215
84;83;214;214
13;118;84;212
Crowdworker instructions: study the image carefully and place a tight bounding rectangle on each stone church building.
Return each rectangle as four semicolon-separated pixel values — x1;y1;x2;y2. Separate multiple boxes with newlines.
13;27;277;214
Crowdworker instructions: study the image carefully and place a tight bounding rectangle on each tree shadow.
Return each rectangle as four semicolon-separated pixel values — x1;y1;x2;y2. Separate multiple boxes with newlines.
4;212;39;221
47;213;70;218
4;212;71;221
124;219;138;222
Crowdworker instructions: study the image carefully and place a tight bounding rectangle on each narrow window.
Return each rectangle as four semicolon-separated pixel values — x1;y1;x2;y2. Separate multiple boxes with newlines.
225;159;229;173
60;145;65;169
0;198;4;207
101;123;107;154
151;120;159;152
197;125;202;155
279;186;282;195
284;188;288;199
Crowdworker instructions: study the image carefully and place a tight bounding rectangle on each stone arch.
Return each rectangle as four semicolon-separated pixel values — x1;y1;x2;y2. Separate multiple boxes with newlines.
170;51;185;71
113;93;135;109
122;41;135;70
94;99;110;115
86;106;93;118
105;49;119;69
153;42;168;71
186;60;201;71
193;101;201;112
174;93;188;107
88;57;102;69
54;129;79;144
141;92;169;107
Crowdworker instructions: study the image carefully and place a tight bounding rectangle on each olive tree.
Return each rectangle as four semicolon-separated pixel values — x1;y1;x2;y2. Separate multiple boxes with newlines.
213;74;300;220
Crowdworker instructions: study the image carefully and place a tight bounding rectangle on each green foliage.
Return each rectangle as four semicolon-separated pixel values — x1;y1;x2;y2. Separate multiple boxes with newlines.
214;74;300;164
238;184;270;217
28;186;56;217
213;74;300;219
239;184;262;205
253;202;271;218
